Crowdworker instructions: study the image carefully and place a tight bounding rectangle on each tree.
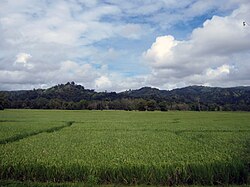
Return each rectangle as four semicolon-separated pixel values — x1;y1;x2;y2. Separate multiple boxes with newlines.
158;101;168;111
136;99;147;111
146;100;157;111
87;102;98;110
48;99;62;109
78;100;88;109
0;93;6;110
35;98;49;109
195;97;201;111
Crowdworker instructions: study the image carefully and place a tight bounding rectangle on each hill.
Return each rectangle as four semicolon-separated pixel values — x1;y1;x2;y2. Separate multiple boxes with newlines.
0;82;250;111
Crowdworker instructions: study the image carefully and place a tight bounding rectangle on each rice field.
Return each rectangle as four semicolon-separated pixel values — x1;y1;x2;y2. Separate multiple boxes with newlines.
0;109;249;186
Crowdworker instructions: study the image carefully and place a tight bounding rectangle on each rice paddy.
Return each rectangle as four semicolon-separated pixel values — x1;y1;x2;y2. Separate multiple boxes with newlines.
0;109;249;186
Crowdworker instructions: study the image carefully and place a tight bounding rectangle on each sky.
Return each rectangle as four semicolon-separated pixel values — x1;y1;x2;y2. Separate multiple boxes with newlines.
0;0;250;91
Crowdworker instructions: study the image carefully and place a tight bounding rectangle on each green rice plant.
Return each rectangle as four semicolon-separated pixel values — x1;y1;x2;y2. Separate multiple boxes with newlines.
0;110;249;185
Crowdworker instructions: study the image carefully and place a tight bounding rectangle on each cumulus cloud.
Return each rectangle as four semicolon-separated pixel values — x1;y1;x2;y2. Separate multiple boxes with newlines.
95;76;112;90
92;73;148;92
144;3;250;89
205;65;231;79
0;59;101;90
143;35;178;67
0;0;250;91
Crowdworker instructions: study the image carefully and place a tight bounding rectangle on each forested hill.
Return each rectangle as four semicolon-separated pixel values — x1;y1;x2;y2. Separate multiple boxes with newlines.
0;82;250;111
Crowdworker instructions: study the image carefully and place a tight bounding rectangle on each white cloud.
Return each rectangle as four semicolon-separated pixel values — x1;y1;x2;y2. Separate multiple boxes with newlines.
110;0;247;29
0;0;250;91
51;60;100;87
15;53;32;64
95;76;112;90
119;24;149;39
144;35;178;67
144;3;250;89
205;65;231;79
14;52;33;69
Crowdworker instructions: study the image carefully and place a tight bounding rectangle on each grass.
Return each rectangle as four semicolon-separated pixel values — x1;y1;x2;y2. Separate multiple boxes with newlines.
1;180;250;187
0;110;249;186
0;121;74;144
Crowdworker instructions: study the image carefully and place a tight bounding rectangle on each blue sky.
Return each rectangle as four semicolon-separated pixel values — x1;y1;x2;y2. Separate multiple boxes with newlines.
0;0;250;91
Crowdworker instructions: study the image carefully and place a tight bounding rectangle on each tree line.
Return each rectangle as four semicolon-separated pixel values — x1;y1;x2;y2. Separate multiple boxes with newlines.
0;82;250;111
1;97;227;111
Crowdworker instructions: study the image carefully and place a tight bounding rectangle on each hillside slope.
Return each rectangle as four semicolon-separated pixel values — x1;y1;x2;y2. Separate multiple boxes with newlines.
1;82;250;111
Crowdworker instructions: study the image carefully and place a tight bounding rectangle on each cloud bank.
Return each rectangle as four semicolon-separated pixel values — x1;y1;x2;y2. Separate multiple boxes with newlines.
0;0;249;91
144;4;250;89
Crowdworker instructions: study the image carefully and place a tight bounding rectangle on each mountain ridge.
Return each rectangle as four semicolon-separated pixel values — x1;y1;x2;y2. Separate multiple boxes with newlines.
0;82;250;111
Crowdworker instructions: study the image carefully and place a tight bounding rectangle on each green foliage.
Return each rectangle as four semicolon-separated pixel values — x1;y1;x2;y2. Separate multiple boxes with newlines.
0;110;249;185
158;101;168;111
0;92;7;110
146;100;157;111
1;83;250;111
136;99;147;111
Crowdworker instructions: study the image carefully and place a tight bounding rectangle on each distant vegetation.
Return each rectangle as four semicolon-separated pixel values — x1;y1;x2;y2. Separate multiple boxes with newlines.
0;82;250;111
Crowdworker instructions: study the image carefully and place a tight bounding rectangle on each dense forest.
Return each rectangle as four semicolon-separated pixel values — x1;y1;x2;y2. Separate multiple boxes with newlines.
0;82;250;111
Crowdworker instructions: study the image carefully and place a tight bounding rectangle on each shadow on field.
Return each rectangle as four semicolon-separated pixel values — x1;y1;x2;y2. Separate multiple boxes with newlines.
0;121;75;145
76;128;250;133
